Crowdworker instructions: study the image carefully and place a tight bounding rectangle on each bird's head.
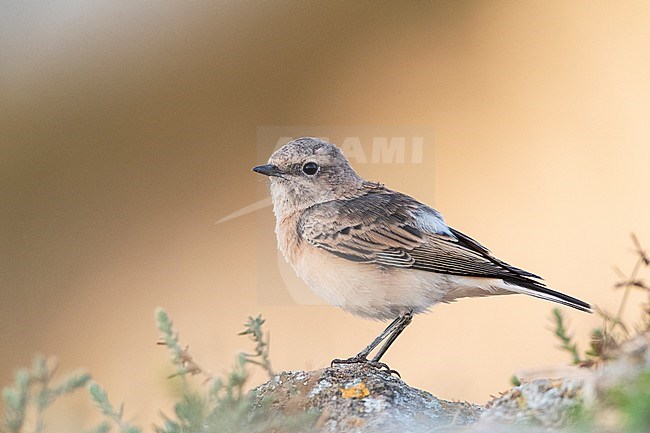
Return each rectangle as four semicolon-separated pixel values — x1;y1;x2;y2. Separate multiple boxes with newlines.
253;137;364;217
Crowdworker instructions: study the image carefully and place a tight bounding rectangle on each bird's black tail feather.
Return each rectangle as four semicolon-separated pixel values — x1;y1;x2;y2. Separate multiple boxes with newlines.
503;277;592;313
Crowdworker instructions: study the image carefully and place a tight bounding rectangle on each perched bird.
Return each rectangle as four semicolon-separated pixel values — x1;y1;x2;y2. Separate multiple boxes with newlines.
253;137;591;369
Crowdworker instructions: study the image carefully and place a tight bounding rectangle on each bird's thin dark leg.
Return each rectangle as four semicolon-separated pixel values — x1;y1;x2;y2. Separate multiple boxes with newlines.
331;310;413;376
371;310;413;363
331;316;401;366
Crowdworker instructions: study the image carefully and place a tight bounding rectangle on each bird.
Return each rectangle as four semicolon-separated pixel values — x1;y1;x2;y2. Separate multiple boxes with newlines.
252;137;591;371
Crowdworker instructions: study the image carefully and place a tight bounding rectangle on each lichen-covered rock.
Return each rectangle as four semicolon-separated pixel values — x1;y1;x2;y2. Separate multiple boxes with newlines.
478;332;650;432
253;363;483;432
480;378;585;430
251;332;650;432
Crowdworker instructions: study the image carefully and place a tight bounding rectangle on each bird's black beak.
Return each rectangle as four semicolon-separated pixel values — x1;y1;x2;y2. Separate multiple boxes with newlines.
252;164;285;178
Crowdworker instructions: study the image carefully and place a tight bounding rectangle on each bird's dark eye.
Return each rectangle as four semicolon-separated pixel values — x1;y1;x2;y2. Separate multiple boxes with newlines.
302;162;319;175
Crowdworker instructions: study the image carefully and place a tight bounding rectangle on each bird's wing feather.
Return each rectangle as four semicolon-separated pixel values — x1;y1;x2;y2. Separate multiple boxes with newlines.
298;190;539;281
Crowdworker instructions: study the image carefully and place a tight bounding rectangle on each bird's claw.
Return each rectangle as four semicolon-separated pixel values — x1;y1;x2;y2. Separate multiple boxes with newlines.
330;356;401;377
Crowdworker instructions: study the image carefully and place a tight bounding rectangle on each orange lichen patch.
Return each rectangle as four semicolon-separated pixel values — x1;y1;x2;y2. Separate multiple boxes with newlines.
339;382;370;399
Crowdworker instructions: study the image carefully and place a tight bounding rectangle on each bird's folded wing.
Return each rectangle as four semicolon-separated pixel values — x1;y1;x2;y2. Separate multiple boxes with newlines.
298;191;541;281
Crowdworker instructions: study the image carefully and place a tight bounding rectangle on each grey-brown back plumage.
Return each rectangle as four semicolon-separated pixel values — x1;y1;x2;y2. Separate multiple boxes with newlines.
298;182;591;312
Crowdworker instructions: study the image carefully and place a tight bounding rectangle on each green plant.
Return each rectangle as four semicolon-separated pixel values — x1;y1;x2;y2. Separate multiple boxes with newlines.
88;383;140;433
239;316;275;378
551;234;649;367
509;375;521;387
154;308;314;433
2;311;313;433
547;234;650;432
605;370;650;433
1;356;91;433
551;307;584;365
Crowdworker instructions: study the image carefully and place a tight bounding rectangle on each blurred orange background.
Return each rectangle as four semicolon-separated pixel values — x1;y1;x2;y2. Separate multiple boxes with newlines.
2;1;650;430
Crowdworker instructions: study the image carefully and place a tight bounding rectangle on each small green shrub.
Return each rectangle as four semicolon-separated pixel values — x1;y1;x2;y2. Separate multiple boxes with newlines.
548;234;650;432
2;311;314;433
551;234;649;367
154;308;313;433
2;356;92;433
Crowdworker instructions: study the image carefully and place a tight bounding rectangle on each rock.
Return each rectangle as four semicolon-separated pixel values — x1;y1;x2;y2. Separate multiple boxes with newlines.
478;332;650;432
588;331;650;398
583;331;650;431
479;378;585;430
251;333;650;432
252;363;483;432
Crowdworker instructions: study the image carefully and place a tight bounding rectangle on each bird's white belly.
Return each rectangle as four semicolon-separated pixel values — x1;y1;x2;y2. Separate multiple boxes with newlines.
290;246;447;320
287;245;510;321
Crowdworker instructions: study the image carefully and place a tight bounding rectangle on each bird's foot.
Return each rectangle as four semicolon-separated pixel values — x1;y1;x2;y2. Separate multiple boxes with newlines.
330;356;401;377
